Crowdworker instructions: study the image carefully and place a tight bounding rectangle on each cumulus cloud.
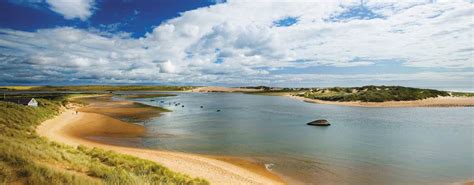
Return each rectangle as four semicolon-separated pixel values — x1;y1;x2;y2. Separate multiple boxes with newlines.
0;0;473;87
46;0;95;20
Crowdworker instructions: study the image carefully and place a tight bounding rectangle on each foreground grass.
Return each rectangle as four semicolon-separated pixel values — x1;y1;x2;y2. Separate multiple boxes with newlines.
0;97;207;184
0;85;194;92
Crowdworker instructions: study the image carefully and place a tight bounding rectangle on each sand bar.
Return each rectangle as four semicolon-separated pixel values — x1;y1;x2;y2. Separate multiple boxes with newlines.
287;95;474;107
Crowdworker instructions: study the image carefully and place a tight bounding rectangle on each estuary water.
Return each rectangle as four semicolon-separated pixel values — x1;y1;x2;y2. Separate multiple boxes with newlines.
128;92;473;184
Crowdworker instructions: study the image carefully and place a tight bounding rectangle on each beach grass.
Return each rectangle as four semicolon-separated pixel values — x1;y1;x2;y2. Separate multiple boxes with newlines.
0;97;208;184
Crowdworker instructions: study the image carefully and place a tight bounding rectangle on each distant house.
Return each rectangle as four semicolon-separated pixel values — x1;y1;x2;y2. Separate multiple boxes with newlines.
1;98;38;107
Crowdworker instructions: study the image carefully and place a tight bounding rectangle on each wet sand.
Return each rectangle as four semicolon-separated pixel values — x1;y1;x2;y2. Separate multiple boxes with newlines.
37;95;284;185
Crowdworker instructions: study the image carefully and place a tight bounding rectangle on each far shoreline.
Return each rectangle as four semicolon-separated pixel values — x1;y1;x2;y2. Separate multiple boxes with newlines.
184;86;474;107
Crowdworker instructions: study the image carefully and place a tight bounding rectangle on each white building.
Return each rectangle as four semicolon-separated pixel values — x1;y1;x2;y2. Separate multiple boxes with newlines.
1;98;38;107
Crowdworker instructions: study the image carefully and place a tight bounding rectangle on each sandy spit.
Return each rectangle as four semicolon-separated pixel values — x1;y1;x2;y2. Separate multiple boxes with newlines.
286;95;474;107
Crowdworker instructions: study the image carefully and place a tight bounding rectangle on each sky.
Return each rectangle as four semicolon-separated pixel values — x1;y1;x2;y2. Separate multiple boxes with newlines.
0;0;473;89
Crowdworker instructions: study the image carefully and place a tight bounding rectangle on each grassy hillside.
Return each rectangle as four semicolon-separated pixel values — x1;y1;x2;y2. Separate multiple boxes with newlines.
0;85;194;92
295;86;452;102
0;96;207;184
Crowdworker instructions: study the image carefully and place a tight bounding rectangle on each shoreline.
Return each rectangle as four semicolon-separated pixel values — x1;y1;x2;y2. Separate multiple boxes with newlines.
37;97;284;185
285;94;474;107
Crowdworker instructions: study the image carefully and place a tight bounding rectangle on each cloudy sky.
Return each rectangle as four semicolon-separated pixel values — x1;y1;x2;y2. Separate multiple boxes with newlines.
0;0;472;89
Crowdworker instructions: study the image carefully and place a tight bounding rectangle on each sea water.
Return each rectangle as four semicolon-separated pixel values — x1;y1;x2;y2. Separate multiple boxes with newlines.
127;92;473;184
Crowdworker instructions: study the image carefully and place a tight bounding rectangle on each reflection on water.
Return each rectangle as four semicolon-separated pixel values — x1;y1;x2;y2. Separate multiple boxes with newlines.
124;92;472;184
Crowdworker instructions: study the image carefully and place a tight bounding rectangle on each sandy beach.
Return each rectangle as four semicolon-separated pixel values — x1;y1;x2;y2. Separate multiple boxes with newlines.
287;95;474;107
37;96;284;185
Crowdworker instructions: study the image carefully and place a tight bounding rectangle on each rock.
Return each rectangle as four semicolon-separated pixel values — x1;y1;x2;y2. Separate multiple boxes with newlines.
307;119;330;126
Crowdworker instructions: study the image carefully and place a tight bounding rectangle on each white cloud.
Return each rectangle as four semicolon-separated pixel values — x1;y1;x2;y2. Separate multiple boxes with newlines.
0;0;472;87
46;0;95;20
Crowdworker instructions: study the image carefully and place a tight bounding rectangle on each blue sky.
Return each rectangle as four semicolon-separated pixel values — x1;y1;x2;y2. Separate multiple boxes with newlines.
0;0;216;38
0;0;472;90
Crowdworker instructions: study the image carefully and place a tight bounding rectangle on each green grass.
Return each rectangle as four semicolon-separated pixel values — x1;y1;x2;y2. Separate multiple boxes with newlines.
0;97;208;185
451;92;474;97
244;91;293;96
0;85;195;92
132;102;172;112
294;86;451;102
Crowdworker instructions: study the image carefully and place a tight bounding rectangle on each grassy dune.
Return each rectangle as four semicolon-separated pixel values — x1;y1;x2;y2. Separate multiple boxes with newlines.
0;96;207;184
296;86;452;102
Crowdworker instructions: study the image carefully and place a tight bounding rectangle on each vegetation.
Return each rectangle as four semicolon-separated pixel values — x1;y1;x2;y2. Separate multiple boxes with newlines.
295;86;451;102
245;89;297;96
132;102;172;112
0;96;207;184
452;92;474;97
0;85;195;92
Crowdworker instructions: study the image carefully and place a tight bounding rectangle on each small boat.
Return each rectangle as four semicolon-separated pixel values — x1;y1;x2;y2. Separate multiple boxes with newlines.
216;110;221;112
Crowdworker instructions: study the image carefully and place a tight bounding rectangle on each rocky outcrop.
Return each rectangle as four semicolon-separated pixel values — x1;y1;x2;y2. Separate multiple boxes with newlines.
307;119;330;126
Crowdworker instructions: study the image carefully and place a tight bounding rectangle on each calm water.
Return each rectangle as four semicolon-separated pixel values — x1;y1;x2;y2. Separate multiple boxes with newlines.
126;92;473;184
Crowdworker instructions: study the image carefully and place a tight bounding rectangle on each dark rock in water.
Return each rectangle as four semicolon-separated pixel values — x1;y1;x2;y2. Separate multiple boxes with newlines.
307;119;330;126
